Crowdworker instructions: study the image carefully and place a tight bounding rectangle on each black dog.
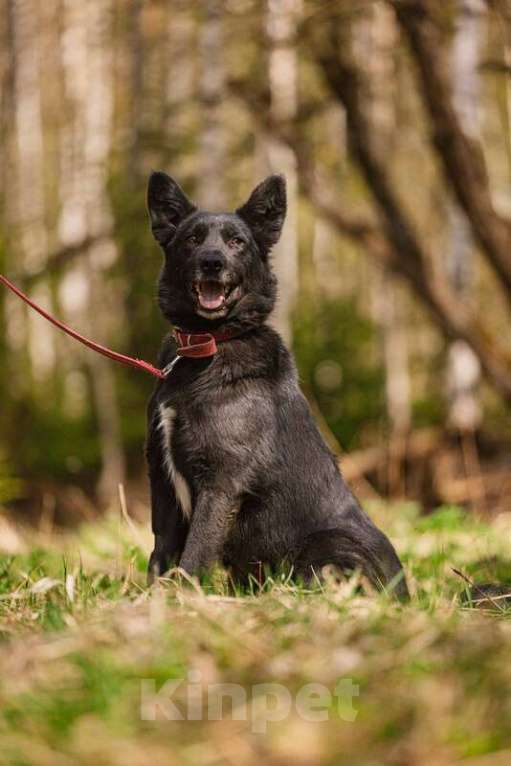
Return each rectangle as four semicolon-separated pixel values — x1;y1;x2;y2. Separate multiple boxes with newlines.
145;171;409;599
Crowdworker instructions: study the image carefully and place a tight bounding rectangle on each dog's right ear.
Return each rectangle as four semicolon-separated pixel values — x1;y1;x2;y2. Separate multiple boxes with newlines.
147;171;196;246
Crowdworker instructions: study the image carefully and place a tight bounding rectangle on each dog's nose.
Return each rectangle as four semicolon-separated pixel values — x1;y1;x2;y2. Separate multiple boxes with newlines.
199;252;225;276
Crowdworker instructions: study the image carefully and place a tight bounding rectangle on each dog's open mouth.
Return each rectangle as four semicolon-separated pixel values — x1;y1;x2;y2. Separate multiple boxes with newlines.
194;280;236;312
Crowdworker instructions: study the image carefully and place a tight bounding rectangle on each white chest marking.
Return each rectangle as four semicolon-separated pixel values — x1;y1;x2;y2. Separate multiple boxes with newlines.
158;404;192;519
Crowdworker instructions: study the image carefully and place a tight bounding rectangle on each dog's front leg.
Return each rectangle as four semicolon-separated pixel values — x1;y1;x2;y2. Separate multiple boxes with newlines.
146;398;189;583
178;490;237;576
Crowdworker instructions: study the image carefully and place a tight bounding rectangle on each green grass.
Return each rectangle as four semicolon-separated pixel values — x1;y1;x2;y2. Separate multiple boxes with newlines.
1;504;511;765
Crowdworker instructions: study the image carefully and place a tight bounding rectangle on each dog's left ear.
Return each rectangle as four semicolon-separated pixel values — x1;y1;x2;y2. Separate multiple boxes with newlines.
236;174;287;255
147;171;196;246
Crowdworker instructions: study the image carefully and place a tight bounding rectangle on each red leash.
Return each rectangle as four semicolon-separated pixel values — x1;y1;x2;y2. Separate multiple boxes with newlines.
0;274;238;379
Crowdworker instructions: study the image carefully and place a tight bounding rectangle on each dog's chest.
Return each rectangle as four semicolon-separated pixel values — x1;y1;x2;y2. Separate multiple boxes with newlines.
158;403;192;519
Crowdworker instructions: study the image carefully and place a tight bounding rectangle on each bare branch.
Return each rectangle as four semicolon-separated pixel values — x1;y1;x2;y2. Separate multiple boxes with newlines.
390;0;511;300
303;23;511;401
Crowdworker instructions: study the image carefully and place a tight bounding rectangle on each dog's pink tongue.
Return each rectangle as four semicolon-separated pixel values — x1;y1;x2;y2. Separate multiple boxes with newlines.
199;281;224;310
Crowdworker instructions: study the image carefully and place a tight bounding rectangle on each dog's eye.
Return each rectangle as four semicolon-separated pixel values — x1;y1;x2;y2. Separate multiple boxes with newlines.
186;235;198;247
228;237;244;248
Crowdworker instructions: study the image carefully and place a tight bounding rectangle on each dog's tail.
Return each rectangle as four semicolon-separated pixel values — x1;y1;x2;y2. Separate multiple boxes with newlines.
295;525;409;601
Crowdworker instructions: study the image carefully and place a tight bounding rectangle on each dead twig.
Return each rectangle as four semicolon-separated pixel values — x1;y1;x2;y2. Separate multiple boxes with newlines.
452;567;507;613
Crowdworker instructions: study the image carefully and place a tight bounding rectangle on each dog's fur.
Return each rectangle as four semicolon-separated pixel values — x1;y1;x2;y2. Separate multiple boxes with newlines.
145;171;409;599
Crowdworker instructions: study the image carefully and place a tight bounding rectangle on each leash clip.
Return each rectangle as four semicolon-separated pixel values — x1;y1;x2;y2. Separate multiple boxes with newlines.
162;356;181;378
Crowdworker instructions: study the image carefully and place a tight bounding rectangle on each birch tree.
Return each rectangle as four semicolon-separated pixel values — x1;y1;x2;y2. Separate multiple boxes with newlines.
364;3;411;441
198;0;227;210
265;0;300;345
57;0;124;503
6;0;55;388
446;0;484;432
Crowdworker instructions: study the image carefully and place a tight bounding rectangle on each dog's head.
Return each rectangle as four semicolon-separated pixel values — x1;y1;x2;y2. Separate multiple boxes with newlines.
147;172;286;331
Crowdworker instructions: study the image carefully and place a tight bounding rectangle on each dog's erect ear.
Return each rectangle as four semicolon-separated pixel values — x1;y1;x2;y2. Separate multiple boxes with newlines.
147;171;196;246
236;174;287;255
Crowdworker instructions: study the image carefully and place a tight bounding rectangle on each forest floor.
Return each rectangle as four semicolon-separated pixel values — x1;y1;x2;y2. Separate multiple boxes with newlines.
1;503;511;766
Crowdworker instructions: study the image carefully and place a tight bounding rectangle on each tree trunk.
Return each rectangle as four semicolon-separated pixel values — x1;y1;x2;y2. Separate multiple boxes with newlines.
198;0;227;210
7;0;55;389
446;0;484;432
265;0;300;345
57;0;124;505
363;3;411;439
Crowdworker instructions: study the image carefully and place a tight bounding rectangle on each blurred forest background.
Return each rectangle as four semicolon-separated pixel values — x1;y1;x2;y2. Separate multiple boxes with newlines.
1;0;511;526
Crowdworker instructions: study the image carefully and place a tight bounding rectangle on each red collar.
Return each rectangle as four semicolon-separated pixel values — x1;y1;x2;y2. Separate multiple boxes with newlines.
173;328;241;359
